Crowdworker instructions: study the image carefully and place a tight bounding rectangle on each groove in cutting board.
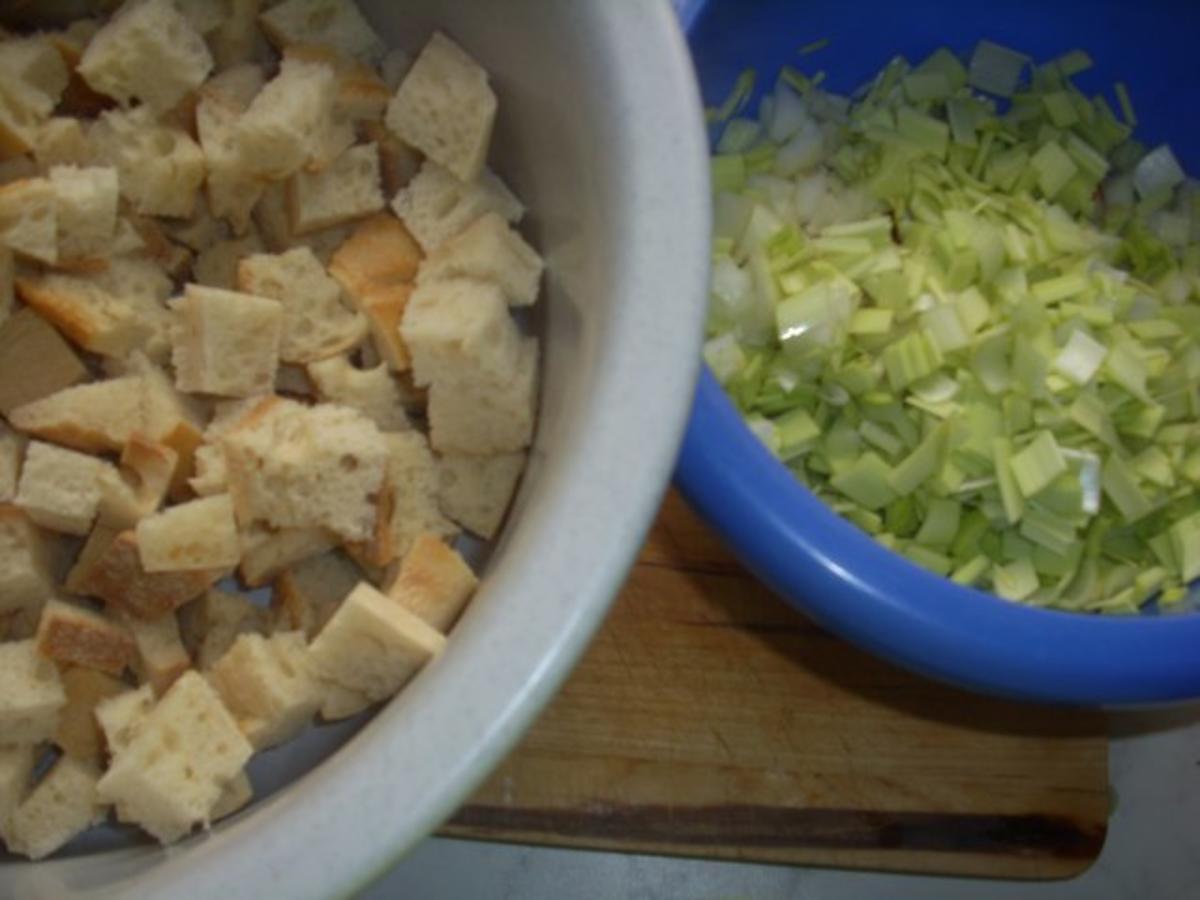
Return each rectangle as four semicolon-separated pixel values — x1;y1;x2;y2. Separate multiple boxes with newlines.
444;491;1110;879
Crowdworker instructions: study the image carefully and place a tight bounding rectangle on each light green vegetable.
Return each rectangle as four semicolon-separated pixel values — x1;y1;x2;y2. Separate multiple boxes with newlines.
705;40;1200;612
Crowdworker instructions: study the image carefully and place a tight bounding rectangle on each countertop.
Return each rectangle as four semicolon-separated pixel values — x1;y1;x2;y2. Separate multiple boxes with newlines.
365;706;1200;899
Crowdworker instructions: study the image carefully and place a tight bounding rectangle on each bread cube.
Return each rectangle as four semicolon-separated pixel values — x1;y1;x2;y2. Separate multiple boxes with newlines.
420;212;543;307
126;612;191;696
193;232;266;291
98;437;179;530
179;589;267;670
392;161;523;252
165;195;231;254
32;118;89;170
238;525;335;589
261;0;384;63
401;278;522;388
307;357;410;433
361;119;422;196
0;177;57;263
0;639;66;744
10;376;146;454
136;495;240;573
254;180;356;263
209;0;271;71
4;755;102;860
237;58;337;180
78;0;213;114
359;283;413;372
210;631;320;749
211;771;253;821
96;671;253;844
236;247;366;364
88;107;206;219
171;283;284;398
36;597;135;675
385;534;478;633
94;683;154;757
16;441;113;536
380;432;457;564
0;744;35;828
308;581;445;703
385;32;496;183
48;165;118;261
437;451;526;540
0;421;22;503
54;666;127;762
328;213;422;298
318;678;371;721
188;445;229;498
196;88;265;236
271;550;360;639
221;398;389;542
428;337;538;454
15;271;148;358
288;142;384;236
0;506;55;616
176;0;228;35
0;36;70;158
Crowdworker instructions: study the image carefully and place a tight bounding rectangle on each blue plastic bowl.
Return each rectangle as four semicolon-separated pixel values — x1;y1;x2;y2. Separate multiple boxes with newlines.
675;0;1200;704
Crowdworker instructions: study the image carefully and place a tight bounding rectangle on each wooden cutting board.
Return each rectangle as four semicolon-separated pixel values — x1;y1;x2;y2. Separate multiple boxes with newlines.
444;491;1109;879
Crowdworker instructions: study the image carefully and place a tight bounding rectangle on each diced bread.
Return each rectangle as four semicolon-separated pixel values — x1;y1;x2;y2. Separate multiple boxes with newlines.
15;271;148;358
68;527;220;620
188;445;228;497
361;119;423;197
124;215;194;283
385;534;477;633
239;525;335;588
92;258;176;362
96;671;253;844
54;666;127;762
171;283;284;398
179;589;267;670
33;118;89;170
221;397;389;542
0;310;88;417
317;678;371;720
10;376;146;454
254;179;355;263
48;165;118;262
0;744;35;831
284;45;391;122
134;494;240;575
0;639;66;744
391;160;523;253
271;550;359;638
125;611;191;695
0;36;70;158
211;771;253;821
78;0;213;114
193;232;266;290
380;432;457;563
359;282;413;372
437;451;526;540
36;597;135;675
236;247;366;364
176;0;228;35
385;32;496;183
88;106;206;219
98;436;179;529
15;440;114;536
288;143;384;235
165;195;231;254
210;631;320;749
94;683;154;758
307;357;411;432
328;212;422;296
420;212;543;306
309;581;445;704
208;0;270;71
0;422;23;503
0;506;55;616
428;336;538;454
261;0;385;63
4;755;102;860
196;64;267;234
237;58;337;180
400;278;522;387
0;177;57;263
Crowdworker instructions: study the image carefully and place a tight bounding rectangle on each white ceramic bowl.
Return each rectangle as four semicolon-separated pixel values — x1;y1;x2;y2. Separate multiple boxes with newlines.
0;2;710;896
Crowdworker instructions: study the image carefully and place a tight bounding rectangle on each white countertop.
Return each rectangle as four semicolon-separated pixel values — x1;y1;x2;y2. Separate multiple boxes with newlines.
366;707;1200;899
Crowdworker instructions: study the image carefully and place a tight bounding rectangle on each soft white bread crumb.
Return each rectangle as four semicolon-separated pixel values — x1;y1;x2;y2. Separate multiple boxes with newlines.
96;671;252;844
307;356;410;433
48;165;118;261
239;525;335;588
4;755;102;860
381;432;457;563
0;177;58;264
0;506;55;616
171;283;284;398
317;678;371;721
236;246;365;364
94;683;154;757
0;744;35;829
237;57;337;180
91;258;176;363
221;398;388;542
136;494;240;573
428;336;538;455
33;118;90;171
14;270;148;359
328;212;422;297
210;630;320;750
15;440;113;536
271;550;359;638
308;581;445;703
0;639;66;744
188;445;228;497
260;0;385;63
420;212;543;307
88;106;206;219
36;597;135;676
0;36;70;158
179;588;267;670
209;0;271;71
196;70;266;235
193;232;266;291
288;142;384;235
385;533;477;633
0;421;22;502
125;612;191;696
391;161;523;253
437;451;526;540
53;666;127;763
78;0;213;114
400;278;521;388
10;376;146;454
98;436;179;530
385;32;496;183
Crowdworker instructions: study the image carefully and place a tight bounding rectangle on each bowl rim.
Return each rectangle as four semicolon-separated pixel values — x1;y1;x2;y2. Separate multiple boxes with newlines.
677;368;1200;705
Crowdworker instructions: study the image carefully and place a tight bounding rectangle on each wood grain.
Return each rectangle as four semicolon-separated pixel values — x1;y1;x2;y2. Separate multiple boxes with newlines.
445;491;1109;878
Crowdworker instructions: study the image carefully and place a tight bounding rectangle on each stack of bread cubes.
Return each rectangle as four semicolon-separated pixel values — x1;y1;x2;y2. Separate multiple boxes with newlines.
0;0;542;860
